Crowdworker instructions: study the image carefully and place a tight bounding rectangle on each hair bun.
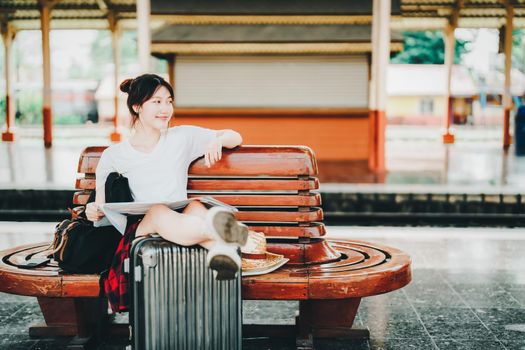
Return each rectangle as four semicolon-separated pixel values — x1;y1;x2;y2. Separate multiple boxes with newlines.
120;78;133;93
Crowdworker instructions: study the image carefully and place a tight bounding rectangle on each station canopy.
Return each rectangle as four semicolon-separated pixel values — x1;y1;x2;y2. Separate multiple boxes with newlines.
0;0;136;30
2;1;523;31
396;0;525;29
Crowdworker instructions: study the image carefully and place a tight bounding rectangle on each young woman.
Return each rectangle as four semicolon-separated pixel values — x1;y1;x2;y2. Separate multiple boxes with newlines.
86;74;248;286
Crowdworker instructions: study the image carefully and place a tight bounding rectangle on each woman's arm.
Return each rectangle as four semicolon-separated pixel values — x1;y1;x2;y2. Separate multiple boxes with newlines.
86;188;106;222
216;129;242;149
204;129;243;167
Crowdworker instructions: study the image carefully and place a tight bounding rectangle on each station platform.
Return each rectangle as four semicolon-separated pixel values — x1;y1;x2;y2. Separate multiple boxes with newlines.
0;223;524;349
1;125;525;225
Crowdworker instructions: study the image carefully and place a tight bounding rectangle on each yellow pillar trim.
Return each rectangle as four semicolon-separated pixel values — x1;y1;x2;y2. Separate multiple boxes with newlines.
151;42;403;55
151;14;381;25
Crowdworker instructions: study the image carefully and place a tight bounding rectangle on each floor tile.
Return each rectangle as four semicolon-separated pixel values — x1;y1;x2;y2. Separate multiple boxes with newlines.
243;300;298;325
473;308;525;326
359;305;419;324
425;321;494;341
0;304;44;335
0;334;38;350
365;321;429;340
499;339;525;350
443;272;524;286
405;287;469;308
369;337;437;350
433;339;505;350
417;307;480;324
453;285;522;309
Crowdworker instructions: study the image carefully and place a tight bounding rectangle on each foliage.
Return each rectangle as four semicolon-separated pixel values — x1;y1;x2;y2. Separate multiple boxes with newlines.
512;29;525;73
391;31;471;64
87;30;166;78
54;113;85;124
15;91;43;125
0;98;5;124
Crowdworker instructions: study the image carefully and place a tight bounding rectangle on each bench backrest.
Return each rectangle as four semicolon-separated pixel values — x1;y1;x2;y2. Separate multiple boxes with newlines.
74;145;325;239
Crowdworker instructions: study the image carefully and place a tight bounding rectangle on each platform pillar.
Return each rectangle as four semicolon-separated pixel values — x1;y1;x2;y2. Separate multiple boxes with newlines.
109;11;122;142
502;3;513;149
40;0;59;148
442;3;461;144
137;0;151;73
1;20;15;142
368;0;391;173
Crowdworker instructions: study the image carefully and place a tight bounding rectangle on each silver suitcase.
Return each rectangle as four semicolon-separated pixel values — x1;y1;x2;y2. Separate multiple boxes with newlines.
130;236;242;350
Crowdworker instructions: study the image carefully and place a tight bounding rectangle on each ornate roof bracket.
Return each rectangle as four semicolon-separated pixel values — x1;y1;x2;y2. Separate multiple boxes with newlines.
448;0;463;29
38;0;62;11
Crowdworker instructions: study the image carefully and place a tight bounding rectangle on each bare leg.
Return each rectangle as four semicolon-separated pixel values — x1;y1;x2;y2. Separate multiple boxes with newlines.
135;200;248;280
182;201;215;249
135;202;215;249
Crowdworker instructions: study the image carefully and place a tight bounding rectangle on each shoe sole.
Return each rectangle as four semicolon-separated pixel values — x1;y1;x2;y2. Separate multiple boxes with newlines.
209;255;238;280
212;211;249;246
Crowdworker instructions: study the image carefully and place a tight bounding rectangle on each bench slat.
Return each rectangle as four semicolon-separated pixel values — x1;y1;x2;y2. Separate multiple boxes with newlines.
247;224;325;238
76;178;319;191
78;145;318;176
71;193;323;223
195;194;322;207
235;209;323;222
72;192;321;207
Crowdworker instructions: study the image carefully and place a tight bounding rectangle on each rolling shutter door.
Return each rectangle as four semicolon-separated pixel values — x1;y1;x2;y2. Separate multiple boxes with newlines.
175;55;368;108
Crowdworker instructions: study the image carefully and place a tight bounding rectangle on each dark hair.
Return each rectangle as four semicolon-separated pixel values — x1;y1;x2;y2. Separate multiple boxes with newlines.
120;74;174;127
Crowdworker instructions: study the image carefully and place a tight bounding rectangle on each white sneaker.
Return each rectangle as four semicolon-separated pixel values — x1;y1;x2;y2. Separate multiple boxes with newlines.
206;243;241;280
205;207;248;246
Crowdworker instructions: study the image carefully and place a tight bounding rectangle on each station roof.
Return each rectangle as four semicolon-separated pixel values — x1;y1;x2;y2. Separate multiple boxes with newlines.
150;0;402;16
150;23;404;55
0;0;136;30
395;0;525;29
2;0;524;31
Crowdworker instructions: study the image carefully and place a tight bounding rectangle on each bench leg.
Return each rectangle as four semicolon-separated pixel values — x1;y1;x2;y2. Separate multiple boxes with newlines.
244;298;369;349
29;296;110;349
296;298;369;348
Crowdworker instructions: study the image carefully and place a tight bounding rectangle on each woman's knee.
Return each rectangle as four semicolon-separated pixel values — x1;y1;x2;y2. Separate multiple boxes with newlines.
183;200;208;216
147;203;171;217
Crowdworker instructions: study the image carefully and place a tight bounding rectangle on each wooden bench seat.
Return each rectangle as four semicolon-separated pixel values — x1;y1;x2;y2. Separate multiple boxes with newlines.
0;145;412;348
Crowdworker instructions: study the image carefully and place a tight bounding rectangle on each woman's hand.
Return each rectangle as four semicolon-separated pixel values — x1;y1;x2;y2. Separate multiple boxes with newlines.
204;137;223;167
86;202;105;222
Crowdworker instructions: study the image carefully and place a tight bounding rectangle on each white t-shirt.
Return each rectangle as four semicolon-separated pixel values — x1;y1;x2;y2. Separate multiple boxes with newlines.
95;125;216;203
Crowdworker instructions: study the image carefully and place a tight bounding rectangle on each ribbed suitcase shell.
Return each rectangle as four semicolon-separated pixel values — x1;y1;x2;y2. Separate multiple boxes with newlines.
130;237;242;350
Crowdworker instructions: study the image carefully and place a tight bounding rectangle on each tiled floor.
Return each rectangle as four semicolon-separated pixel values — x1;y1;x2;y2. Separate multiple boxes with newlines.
0;224;524;349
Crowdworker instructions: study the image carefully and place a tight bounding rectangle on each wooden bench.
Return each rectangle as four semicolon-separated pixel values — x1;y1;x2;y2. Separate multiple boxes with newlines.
0;145;412;348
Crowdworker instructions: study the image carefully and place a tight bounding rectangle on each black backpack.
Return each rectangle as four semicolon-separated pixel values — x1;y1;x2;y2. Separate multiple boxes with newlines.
51;172;133;274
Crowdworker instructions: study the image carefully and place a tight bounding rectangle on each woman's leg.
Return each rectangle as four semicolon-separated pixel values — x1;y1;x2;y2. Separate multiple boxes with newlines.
135;202;215;249
135;201;248;280
181;201;215;249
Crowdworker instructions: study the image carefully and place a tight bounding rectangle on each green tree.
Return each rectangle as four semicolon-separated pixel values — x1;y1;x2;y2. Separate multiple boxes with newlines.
87;30;166;78
391;31;470;64
512;29;525;73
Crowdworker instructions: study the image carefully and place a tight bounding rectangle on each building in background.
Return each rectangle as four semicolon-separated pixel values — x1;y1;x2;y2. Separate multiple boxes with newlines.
149;0;403;162
387;64;525;126
387;64;477;125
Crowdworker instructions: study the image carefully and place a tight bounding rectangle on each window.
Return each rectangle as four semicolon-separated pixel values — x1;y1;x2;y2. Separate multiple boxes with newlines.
419;98;434;114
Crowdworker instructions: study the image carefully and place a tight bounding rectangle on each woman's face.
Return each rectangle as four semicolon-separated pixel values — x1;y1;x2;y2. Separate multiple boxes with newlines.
136;86;174;131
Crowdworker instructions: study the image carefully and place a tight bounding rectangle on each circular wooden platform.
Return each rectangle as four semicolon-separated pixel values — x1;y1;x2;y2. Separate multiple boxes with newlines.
0;239;411;300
